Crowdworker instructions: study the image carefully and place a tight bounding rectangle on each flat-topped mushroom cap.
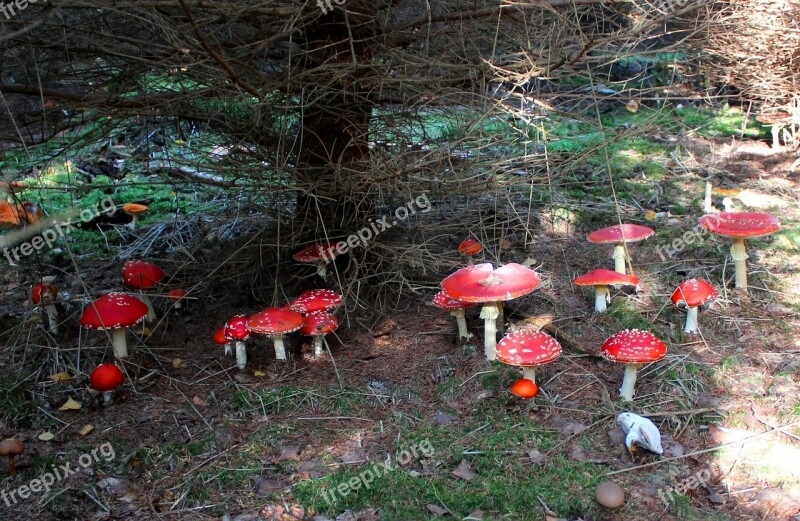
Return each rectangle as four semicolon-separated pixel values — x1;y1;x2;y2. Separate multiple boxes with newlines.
247;307;304;335
600;329;666;364
293;243;338;263
290;289;342;314
122;260;165;290
0;439;24;457
32;282;58;304
699;212;780;239
80;293;148;330
458;239;483;255
121;203;148;216
496;329;562;367
441;263;541;303
671;279;718;308
224;315;251;341
299;311;339;336
90;364;124;392
755;112;792;125
432;291;475;310
0;200;24;228
587;224;654;244
574;269;639;287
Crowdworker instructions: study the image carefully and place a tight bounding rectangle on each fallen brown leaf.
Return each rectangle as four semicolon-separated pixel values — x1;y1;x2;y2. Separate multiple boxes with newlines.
452;459;475;481
426;504;450;516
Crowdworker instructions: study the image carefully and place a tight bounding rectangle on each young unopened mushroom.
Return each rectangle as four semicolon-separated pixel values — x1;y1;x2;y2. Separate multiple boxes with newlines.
214;326;232;356
121;203;148;229
510;378;538;399
300;311;339;356
588;224;654;274
0;439;24;477
167;288;188;310
290;289;342;314
573;269;639;313
756;111;792;150
671;279;717;334
699;212;781;290
495;329;562;398
432;291;474;341
80;293;149;358
442;263;541;360
247;308;304;361
224;315;251;369
458;238;483;265
600;329;666;402
32;282;59;334
293;243;339;278
122;260;165;321
90;364;124;405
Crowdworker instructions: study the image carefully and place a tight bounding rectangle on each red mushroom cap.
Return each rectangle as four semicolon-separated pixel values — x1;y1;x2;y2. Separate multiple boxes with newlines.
671;279;717;308
699;212;781;239
510;378;539;399
441;263;541;303
587;224;654;244
600;329;666;364
32;282;58;304
458;239;483;255
213;327;228;345
293;243;338;263
299;311;339;336
290;289;343;314
90;364;124;392
122;260;165;290
167;288;187;302
247;307;304;335
496;329;562;367
224;315;251;341
79;293;149;330
573;269;639;287
432;291;475;310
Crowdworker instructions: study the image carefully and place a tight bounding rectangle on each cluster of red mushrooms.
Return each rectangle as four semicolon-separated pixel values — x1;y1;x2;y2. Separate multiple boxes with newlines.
433;211;780;401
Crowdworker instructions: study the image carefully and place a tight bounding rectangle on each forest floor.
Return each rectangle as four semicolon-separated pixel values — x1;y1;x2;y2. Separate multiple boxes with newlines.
1;118;799;521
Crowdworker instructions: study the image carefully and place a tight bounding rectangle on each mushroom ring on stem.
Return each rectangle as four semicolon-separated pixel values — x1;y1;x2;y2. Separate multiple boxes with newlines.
573;269;639;313
224;315;251;369
122;260;165;321
699;212;780;290
79;293;149;359
300;311;339;356
600;329;666;402
671;279;717;334
495;329;562;398
247;307;304;361
587;224;654;274
441;263;540;361
432;291;475;340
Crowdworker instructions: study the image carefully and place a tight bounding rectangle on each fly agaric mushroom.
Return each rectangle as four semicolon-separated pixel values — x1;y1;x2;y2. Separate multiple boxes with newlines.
587;224;654;274
289;289;342;314
300;311;339;356
122;260;165;321
756;111;793;149
293;243;339;278
573;269;639;313
671;279;717;334
167;288;188;310
214;326;231;356
224;315;251;369
510;378;538;399
90;364;124;404
699;212;781;290
432;291;475;341
458;238;483;265
0;439;24;477
80;293;149;358
600;329;666;402
247;307;304;361
32;282;59;334
496;329;561;398
442;263;540;360
121;203;148;229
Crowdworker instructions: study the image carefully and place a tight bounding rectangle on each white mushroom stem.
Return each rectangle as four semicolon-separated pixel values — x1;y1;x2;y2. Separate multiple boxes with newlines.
224;343;232;356
44;304;59;334
235;341;247;369
594;286;611;313
522;366;536;383
272;335;287;361
313;335;325;357
112;328;129;358
619;363;642;401
613;243;627;274
138;293;156;321
128;215;139;229
316;262;328;279
704;181;713;213
684;306;699;334
731;238;749;289
479;302;500;360
102;391;113;404
449;309;473;340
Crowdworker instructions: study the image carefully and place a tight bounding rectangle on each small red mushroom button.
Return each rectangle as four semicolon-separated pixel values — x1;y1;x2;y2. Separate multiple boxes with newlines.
90;364;124;404
671;279;717;334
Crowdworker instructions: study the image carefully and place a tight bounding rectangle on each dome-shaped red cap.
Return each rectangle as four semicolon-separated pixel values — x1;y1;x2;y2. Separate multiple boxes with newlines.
224;315;251;341
80;293;148;330
290;289;343;314
574;269;639;287
167;288;187;302
496;329;562;367
213;327;228;345
458;239;483;255
600;329;666;364
122;260;165;290
299;311;339;336
293;243;338;263
510;378;539;399
699;212;780;239
247;308;304;335
90;364;124;392
32;282;58;304
671;279;717;307
442;263;540;303
432;291;475;310
588;224;654;244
